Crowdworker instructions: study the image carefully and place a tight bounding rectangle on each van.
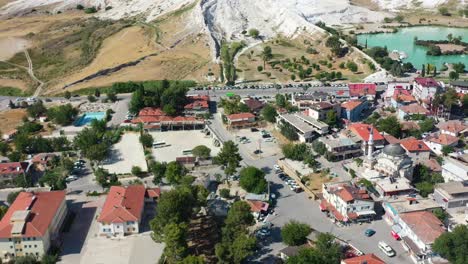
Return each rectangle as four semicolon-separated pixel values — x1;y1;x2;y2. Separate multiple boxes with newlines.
378;241;395;257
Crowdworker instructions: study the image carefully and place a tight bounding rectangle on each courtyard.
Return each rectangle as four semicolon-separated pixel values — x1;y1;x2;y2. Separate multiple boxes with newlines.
102;132;148;174
150;130;221;162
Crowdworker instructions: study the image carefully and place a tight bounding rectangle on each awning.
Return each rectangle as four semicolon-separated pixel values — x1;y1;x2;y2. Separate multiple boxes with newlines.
391;224;402;233
356;210;376;216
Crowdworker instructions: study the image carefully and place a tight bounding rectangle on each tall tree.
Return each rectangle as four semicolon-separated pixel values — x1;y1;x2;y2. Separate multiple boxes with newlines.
261;46;273;69
421;64;426;77
214;141;242;176
163;223;189;262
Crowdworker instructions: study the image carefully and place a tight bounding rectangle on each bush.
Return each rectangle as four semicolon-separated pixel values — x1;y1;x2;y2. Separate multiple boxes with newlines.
219;189;230;199
257;65;263;72
76;4;84;10
346;61;358;72
248;28;260;38
84;7;98;14
131;166;144;177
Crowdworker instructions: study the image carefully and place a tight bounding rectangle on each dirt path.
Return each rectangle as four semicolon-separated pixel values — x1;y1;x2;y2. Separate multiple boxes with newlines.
23;50;45;97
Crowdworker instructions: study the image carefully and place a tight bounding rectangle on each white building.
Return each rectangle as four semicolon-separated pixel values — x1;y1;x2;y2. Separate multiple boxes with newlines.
411;77;442;102
0;191;67;262
399;211;445;263
277;112;329;142
321;181;375;223
98;185;146;237
434;181;468;209
424;133;459;156
442;156;468;182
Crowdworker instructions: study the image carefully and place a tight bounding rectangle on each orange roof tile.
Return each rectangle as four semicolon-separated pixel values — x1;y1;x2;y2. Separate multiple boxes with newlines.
0;191;66;238
341;100;363;111
400;211;445;244
98;186;145;224
348;123;384;142
400;103;429;115
343;254;386;264
246;200;269;212
426;133;459;146
400;137;430;152
227;112;255;120
437;120;467;134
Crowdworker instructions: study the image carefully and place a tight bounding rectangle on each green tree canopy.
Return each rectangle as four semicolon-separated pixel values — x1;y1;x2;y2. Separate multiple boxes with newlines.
139;133;153;148
163;222;188;263
47;104;78;126
239;166;268;194
377;116;402;138
192;145;211;159
248;28;260;38
261;104;277;123
165;161;186;184
214;140;242;176
281;220;312;246
433;225;468;264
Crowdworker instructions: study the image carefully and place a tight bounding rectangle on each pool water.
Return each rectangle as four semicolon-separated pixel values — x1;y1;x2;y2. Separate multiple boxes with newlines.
74;112;106;126
357;26;468;69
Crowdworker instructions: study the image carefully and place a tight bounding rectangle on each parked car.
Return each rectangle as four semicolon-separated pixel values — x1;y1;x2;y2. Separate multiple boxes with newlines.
264;138;274;142
378;241;396;257
364;229;376;237
66;175;78;182
273;165;281;170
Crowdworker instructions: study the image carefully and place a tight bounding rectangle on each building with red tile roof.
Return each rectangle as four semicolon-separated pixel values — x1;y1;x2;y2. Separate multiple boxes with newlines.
341;99;369;122
400;137;430;164
246;200;269;213
341;254;386;264
321;181;375;223
391;88;416;107
226;112;256;129
132;107;205;131
412;77;442;101
184;95;210;116
437;120;467;137
399;211;445;261
344;123;385;156
0;191;67;261
0;162;29;186
242;98;265;114
348;83;376;100
98;185;146;237
424;133;459;155
398;103;430;120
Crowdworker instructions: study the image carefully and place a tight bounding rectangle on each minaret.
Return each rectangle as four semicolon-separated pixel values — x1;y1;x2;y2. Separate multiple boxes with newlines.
367;126;374;160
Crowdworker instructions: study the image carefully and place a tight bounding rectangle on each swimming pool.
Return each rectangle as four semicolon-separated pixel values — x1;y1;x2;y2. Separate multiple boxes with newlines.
74;112;106;126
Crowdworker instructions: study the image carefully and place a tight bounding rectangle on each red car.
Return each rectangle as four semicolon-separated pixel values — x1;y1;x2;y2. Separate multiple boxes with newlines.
391;230;401;240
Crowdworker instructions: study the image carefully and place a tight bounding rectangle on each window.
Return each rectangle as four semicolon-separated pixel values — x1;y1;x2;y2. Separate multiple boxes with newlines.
35;252;39;256
8;238;11;241
34;245;37;248
10;246;12;249
33;237;36;241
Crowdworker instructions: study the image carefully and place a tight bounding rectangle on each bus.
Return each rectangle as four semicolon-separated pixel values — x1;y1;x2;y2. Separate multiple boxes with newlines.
153;141;167;148
182;149;192;155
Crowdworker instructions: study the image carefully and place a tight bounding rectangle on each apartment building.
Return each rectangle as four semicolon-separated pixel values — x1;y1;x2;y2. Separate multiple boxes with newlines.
0;191;67;262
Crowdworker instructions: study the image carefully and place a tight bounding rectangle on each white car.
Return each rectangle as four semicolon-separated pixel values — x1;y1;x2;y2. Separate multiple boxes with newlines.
378;241;396;257
264;138;274;142
273;165;281;170
66;175;78;182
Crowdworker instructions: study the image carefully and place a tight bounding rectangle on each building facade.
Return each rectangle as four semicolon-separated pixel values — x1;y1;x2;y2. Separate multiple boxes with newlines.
0;191;67;262
433;181;468;209
98;186;146;237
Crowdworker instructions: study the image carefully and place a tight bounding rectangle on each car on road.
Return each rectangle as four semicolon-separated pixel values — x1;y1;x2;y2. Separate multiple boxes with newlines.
364;229;376;237
65;175;78;182
378;241;396;257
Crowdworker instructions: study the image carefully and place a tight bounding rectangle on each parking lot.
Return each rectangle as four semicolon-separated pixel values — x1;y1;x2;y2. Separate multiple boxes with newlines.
231;128;281;159
103;132;148;174
150;130;221;162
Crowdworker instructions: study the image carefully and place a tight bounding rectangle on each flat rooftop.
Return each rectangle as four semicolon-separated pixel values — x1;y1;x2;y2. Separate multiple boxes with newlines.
435;181;468;197
376;177;413;192
384;196;440;213
296;113;329;130
321;136;358;149
280;113;316;134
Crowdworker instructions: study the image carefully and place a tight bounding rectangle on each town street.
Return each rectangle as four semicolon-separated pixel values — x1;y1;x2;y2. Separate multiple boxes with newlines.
208;113;414;264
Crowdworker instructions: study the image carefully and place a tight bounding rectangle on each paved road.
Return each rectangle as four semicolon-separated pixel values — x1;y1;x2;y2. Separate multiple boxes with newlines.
208;111;413;264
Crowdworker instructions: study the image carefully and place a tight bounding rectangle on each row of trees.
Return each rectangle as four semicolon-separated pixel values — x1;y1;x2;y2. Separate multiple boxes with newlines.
27;101;78;126
150;181;209;263
129;82;189;116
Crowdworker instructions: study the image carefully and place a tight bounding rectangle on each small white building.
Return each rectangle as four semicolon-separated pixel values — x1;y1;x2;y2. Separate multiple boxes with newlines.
411;77;442;102
98;185;146;237
441;156;468;182
423;133;459;156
